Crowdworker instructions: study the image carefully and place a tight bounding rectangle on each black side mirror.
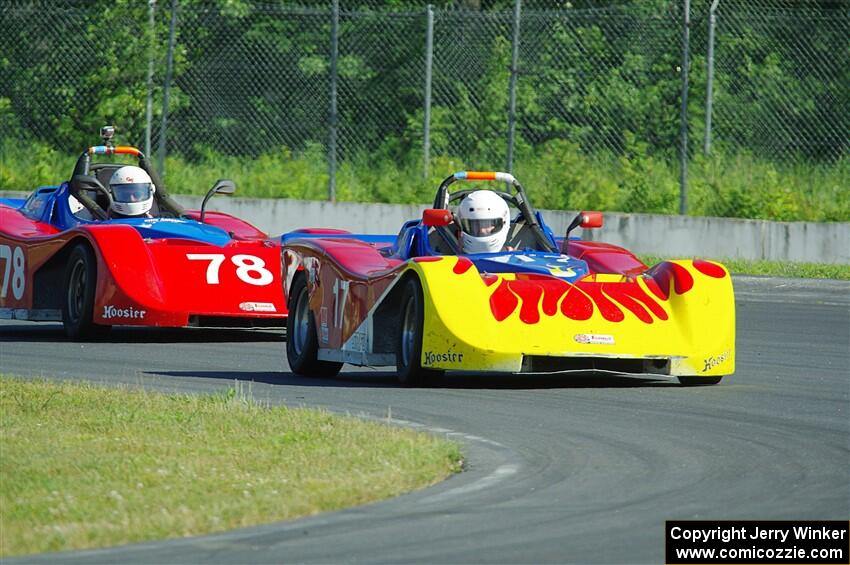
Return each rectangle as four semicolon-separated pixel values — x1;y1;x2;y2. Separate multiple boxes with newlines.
199;179;237;223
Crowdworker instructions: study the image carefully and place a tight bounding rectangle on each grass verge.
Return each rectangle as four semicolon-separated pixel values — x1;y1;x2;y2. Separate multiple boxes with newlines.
639;255;850;280
0;376;462;557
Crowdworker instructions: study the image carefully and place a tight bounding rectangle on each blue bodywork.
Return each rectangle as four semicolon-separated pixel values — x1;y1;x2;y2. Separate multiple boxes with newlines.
7;183;234;247
282;209;590;283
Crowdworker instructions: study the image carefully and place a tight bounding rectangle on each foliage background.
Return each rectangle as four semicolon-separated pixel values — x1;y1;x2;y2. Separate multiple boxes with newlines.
0;0;847;222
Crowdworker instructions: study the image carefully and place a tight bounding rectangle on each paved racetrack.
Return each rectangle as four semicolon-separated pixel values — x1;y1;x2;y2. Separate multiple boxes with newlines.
2;276;848;564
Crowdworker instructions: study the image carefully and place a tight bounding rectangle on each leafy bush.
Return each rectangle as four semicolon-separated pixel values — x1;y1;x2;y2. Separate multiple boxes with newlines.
1;138;847;223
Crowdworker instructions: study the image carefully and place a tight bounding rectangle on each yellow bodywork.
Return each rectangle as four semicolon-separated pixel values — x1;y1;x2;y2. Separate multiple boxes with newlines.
405;257;735;378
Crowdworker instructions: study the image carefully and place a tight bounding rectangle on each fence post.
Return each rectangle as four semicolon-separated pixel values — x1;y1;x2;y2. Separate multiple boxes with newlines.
145;0;156;157
157;0;177;177
506;0;521;174
423;4;434;179
328;0;339;202
678;0;690;215
704;0;719;156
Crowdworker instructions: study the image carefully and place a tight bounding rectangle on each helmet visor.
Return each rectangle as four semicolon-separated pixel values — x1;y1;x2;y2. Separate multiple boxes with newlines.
112;183;152;203
459;217;505;237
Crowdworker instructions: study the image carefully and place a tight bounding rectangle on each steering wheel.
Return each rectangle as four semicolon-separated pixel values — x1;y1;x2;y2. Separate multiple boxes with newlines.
68;174;113;220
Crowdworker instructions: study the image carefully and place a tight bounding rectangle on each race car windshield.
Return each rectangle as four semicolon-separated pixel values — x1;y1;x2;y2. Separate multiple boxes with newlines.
112;183;152;203
459;217;504;237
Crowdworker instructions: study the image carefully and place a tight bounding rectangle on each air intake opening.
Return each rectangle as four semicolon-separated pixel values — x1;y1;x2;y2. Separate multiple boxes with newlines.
521;356;670;375
188;315;285;328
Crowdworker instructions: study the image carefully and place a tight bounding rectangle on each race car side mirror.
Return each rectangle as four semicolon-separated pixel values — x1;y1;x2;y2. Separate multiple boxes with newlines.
200;179;237;223
564;211;603;242
422;208;453;227
210;178;236;196
579;211;603;229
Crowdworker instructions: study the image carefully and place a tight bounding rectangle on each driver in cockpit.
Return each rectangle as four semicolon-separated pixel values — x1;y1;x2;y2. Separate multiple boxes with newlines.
456;190;513;253
107;166;156;219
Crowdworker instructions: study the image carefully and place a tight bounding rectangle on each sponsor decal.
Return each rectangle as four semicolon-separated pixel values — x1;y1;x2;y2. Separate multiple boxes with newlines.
423;351;464;365
102;305;146;320
703;350;730;372
574;333;615;345
320;306;329;343
342;326;368;353
547;265;577;278
239;302;276;312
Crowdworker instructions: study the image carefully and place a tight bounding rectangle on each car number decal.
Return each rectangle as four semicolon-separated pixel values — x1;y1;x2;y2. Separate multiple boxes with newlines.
332;279;350;328
0;244;25;300
186;253;274;286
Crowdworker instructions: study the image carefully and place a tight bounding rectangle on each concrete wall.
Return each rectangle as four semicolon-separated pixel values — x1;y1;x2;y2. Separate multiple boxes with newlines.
190;196;850;264
3;191;848;263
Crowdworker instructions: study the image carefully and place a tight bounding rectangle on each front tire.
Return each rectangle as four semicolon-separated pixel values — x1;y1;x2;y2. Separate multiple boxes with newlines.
62;243;111;340
396;277;443;387
286;274;342;377
678;376;723;386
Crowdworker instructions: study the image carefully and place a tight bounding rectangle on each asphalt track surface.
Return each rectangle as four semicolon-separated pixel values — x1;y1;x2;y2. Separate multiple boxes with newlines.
2;276;848;564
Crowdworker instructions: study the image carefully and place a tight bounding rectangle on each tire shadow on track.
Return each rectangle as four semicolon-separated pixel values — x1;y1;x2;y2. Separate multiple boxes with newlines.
0;323;285;344
154;369;678;389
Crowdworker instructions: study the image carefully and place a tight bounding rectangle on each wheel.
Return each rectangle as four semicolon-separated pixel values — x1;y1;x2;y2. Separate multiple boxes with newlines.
286;274;342;377
62;243;111;340
678;376;723;386
396;277;443;387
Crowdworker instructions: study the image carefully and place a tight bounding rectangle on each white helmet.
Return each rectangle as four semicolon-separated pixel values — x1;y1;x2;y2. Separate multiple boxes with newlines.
108;166;155;217
457;190;510;254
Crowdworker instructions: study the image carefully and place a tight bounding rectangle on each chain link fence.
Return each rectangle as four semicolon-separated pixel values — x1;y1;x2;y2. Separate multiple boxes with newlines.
1;0;848;211
163;5;331;160
710;0;849;161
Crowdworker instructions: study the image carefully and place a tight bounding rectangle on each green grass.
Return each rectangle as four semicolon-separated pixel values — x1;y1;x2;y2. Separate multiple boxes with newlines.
1;137;848;222
639;255;850;280
0;376;462;557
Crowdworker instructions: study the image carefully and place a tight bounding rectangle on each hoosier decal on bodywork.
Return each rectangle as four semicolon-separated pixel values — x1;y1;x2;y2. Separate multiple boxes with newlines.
424;351;464;365
102;305;147;320
703;350;731;372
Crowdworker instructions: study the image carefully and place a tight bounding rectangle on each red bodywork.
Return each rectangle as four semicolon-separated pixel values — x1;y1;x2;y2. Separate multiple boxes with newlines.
0;205;286;328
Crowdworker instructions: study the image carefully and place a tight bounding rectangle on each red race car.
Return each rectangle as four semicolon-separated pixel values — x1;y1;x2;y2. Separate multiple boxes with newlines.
0;128;286;339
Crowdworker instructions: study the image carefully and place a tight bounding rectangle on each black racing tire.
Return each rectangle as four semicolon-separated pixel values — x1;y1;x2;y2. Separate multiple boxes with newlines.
677;376;723;386
286;274;342;378
396;277;444;387
62;243;111;340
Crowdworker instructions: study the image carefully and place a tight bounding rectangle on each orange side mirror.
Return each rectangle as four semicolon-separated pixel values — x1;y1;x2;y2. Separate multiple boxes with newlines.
579;211;603;229
422;208;453;227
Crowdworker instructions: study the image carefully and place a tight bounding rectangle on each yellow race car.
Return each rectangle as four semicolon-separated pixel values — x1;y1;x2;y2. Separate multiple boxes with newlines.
281;171;735;386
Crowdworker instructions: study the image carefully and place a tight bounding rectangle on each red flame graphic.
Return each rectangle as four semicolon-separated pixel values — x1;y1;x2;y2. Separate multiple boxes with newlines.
483;261;725;325
454;257;473;274
693;259;726;278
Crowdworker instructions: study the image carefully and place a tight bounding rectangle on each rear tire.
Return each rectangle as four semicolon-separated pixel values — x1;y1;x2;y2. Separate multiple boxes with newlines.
678;376;723;386
62;244;111;340
286;274;342;377
396;277;443;387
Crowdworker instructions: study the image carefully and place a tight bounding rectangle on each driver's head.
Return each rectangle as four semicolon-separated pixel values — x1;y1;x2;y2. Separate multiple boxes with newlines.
108;166;155;217
457;190;510;254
